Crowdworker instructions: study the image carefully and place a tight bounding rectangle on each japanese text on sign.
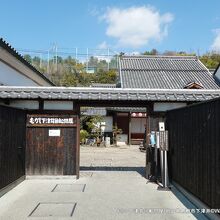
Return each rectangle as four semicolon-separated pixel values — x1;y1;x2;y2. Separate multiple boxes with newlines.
29;117;74;124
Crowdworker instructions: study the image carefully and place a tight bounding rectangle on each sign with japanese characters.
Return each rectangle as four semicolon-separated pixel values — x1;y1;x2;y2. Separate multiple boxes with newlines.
159;131;169;151
27;115;77;127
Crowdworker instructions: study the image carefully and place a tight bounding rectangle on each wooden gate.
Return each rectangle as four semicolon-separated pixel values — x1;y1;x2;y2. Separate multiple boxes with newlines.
167;99;220;209
0;105;26;190
26;114;78;176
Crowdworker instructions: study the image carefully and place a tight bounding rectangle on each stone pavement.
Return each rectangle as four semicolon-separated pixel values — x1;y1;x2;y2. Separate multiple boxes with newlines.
0;145;207;220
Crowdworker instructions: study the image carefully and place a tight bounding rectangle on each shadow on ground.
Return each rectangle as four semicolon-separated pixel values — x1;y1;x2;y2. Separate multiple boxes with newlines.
80;166;145;177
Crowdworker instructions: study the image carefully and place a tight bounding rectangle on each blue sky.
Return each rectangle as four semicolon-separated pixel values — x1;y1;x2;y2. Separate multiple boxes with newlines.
1;0;220;54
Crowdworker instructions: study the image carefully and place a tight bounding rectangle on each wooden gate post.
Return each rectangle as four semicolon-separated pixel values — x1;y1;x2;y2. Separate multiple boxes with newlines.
145;103;153;178
74;103;80;179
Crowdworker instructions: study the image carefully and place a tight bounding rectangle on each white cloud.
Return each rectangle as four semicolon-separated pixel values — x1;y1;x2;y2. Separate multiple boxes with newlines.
211;29;220;51
101;6;174;48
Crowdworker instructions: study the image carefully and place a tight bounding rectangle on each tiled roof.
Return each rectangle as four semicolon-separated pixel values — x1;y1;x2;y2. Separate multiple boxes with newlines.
119;56;220;89
0;86;220;102
107;107;146;112
81;107;107;116
0;38;55;86
91;83;116;88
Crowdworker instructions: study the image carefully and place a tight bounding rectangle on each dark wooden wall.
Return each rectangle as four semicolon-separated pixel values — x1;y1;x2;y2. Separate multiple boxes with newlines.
26;127;77;175
117;115;129;134
0;105;26;190
167;99;220;209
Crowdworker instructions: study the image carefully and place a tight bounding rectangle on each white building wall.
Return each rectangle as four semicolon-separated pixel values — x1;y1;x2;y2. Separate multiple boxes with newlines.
100;116;113;132
154;102;187;112
0;61;39;86
44;101;73;110
131;118;145;133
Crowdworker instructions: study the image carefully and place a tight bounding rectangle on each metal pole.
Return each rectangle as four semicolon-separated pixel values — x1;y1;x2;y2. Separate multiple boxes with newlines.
162;151;166;187
128;111;131;145
55;44;58;72
75;47;78;61
155;132;159;179
40;53;42;69
164;150;169;187
86;48;89;72
107;48;110;71
47;50;50;74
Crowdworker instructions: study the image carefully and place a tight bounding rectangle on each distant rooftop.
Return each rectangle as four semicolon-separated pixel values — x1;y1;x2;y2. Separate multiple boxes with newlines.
119;55;220;90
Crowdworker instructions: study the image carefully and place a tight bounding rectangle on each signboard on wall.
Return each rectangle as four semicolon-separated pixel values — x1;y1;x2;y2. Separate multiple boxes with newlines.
49;129;61;136
27;114;77;127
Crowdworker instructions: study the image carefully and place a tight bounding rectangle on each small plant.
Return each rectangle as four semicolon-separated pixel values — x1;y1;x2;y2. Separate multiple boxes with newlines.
112;126;123;146
80;129;89;144
86;115;105;146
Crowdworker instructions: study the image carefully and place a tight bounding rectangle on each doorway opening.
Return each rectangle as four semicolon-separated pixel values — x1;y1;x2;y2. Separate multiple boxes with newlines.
79;106;147;177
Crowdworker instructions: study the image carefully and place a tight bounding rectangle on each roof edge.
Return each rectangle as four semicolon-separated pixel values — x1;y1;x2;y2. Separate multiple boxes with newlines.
0;38;55;86
0;86;220;93
120;55;198;60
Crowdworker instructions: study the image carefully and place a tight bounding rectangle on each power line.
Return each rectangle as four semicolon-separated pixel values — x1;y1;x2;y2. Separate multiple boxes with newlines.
16;47;118;56
16;46;119;74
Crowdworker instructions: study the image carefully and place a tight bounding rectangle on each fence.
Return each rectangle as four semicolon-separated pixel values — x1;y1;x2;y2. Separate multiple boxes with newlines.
0;105;26;190
167;99;220;209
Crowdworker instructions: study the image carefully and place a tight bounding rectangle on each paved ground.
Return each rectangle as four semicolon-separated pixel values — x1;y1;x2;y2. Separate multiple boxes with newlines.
0;145;207;220
80;144;146;170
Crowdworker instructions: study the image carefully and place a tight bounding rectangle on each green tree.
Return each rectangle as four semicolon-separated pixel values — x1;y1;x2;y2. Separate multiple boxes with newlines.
80;129;89;144
23;54;32;63
143;49;158;55
60;72;78;86
199;53;220;69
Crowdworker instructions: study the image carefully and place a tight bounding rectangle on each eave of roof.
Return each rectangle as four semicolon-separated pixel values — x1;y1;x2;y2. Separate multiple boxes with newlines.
0;38;55;86
121;55;198;59
0;86;219;102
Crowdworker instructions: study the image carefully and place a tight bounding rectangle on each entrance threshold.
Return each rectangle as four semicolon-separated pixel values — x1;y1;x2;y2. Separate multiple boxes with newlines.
26;175;77;180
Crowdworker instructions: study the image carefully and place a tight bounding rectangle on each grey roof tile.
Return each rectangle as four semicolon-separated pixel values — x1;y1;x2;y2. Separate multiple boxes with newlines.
0;86;220;102
119;56;220;89
91;83;116;88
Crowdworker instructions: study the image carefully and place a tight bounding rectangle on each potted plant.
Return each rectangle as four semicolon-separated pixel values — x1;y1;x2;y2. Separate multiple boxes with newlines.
112;126;123;147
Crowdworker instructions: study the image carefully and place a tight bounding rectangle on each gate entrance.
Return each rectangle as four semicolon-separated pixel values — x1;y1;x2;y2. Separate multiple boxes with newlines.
26;114;78;176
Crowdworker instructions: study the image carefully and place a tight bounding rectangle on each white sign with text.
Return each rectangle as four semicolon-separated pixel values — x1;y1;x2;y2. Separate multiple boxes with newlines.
49;129;61;137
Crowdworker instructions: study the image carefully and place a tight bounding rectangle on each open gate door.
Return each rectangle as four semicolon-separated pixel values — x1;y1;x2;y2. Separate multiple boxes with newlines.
26;114;79;176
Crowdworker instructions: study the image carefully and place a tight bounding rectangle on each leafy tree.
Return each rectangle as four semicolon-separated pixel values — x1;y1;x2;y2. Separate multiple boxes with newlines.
23;54;32;63
80;129;89;144
88;56;99;67
143;49;158;55
85;115;105;146
60;72;78;86
199;53;220;69
112;126;123;146
96;69;117;84
32;56;41;64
